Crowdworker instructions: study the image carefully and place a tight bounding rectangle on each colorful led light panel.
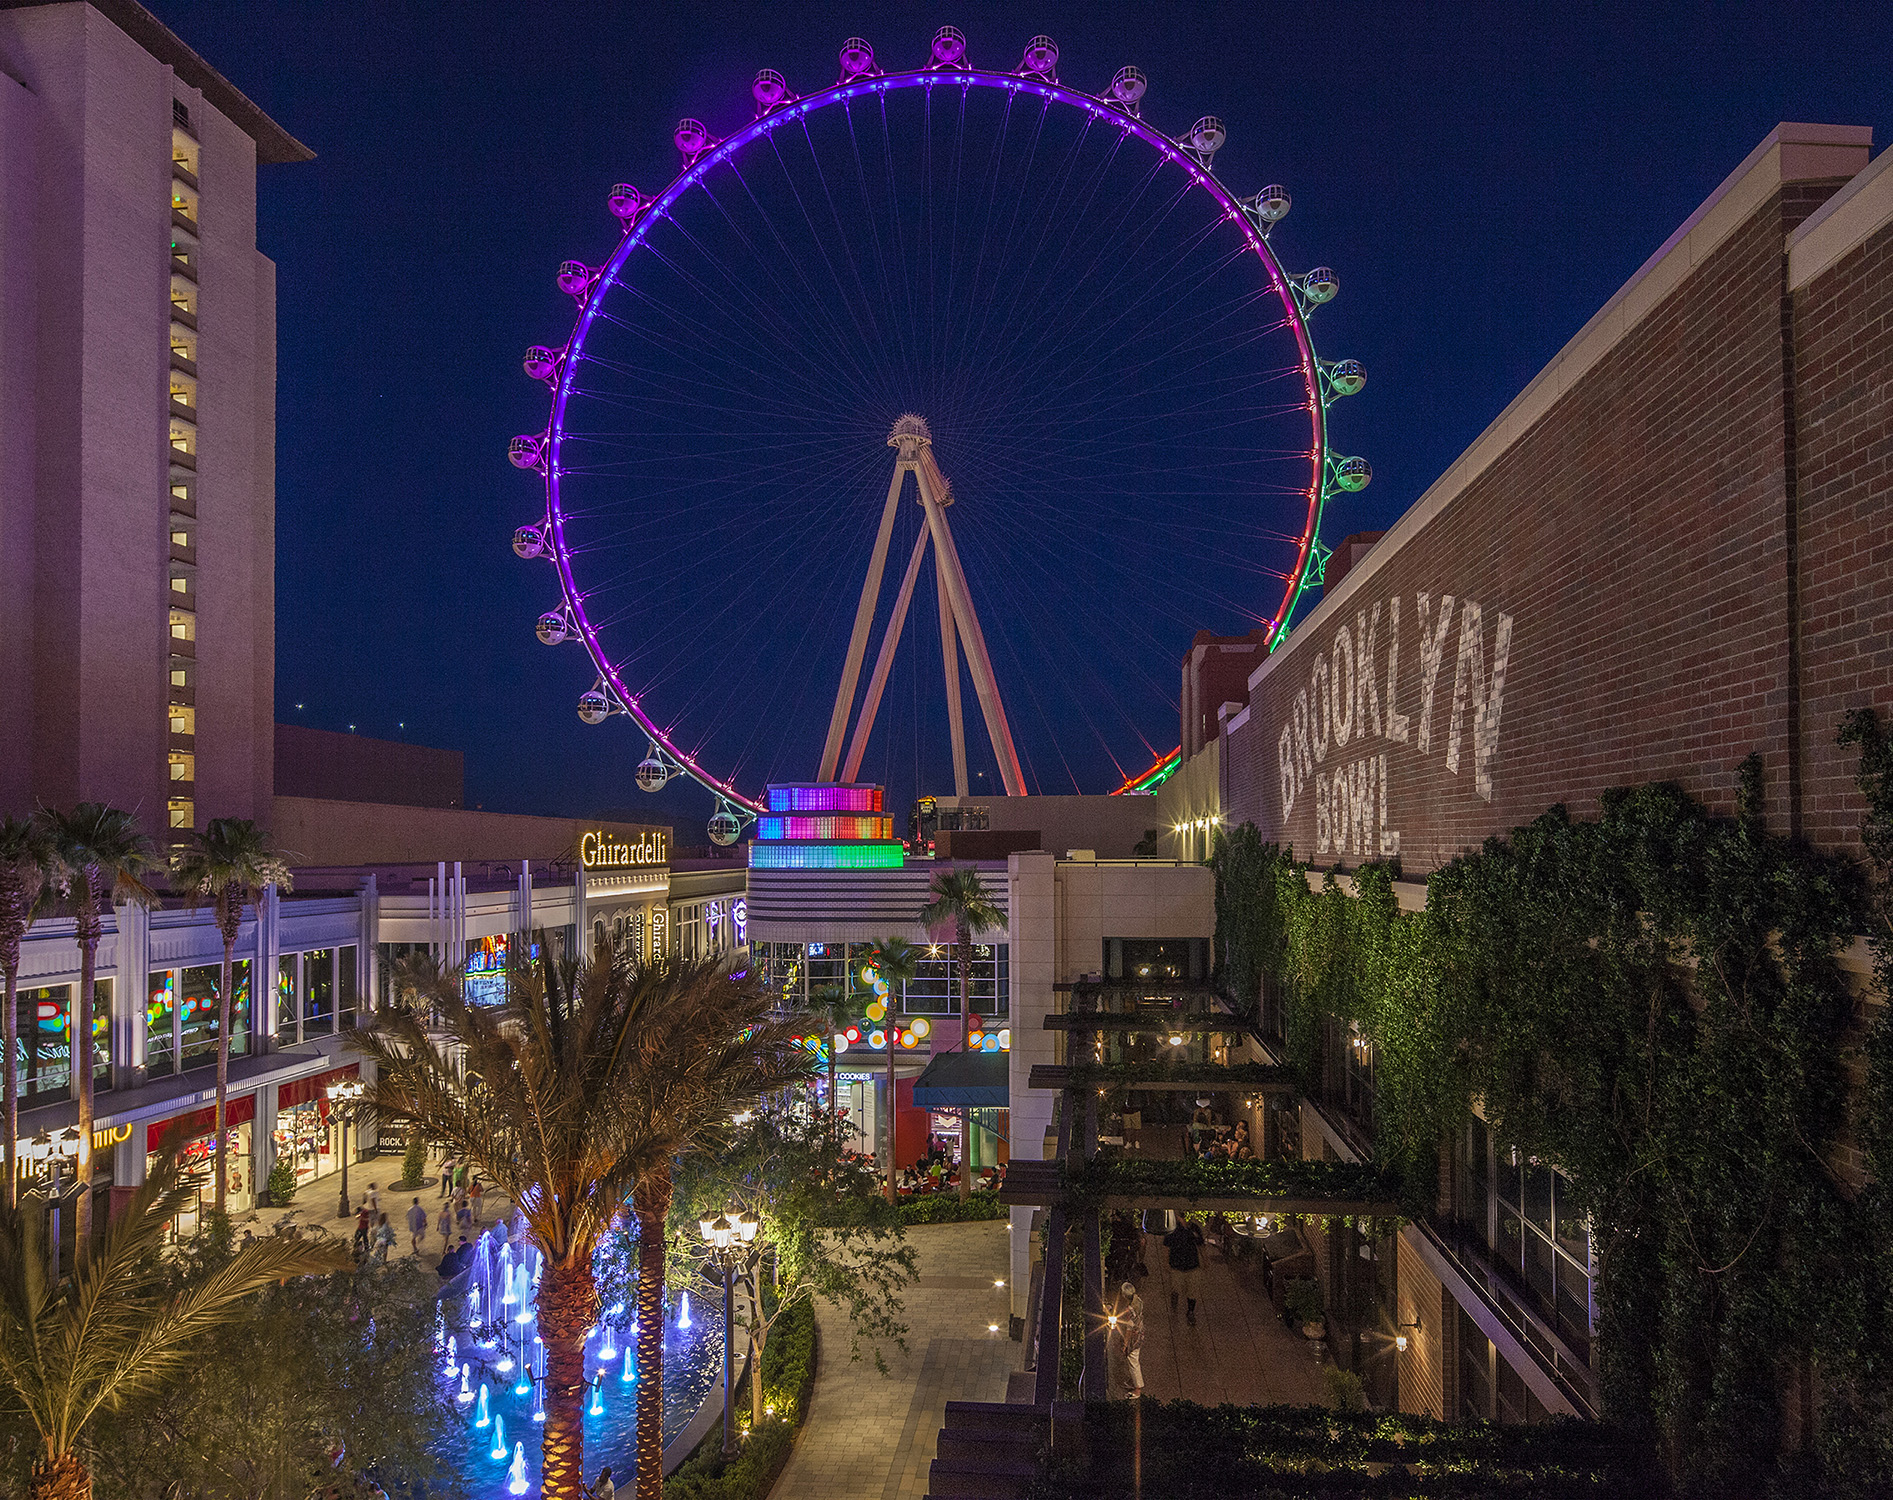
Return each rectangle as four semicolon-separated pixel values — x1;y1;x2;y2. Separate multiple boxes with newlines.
765;784;884;814
747;842;905;870
755;814;894;842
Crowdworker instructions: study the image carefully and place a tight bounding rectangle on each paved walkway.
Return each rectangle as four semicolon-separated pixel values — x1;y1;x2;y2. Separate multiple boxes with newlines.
773;1221;1018;1500
1117;1226;1326;1405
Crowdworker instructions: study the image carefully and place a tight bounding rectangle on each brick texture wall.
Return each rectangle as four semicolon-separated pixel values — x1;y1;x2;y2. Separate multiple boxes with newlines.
1224;177;1875;872
1793;215;1893;854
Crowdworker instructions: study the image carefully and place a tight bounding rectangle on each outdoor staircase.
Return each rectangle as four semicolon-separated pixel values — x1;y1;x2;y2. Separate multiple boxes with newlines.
925;1400;1047;1500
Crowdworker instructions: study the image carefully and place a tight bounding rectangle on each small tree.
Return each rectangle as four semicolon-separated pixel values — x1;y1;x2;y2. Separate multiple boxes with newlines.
0;1141;346;1500
668;1110;914;1429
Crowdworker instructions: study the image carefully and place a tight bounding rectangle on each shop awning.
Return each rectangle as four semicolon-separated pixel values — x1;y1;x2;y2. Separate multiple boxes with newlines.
911;1048;1009;1109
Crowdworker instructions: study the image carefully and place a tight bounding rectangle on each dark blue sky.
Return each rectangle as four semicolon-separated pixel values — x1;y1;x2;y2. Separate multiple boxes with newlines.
160;1;1893;827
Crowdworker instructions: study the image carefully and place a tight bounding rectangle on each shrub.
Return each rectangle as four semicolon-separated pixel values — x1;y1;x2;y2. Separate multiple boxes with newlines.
396;1129;428;1190
1284;1278;1323;1327
892;1190;1007;1225
665;1296;817;1500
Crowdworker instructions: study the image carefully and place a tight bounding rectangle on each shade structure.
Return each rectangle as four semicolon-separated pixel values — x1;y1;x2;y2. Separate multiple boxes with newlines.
911;1048;1009;1109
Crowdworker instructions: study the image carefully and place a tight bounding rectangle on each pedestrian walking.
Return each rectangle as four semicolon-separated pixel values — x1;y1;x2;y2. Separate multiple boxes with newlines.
366;1181;381;1217
455;1194;473;1234
591;1464;615;1500
353;1201;372;1256
452;1161;468;1196
407;1196;429;1255
439;1157;455;1200
1164;1216;1206;1324
436;1200;452;1244
1114;1281;1146;1396
372;1212;395;1263
470;1177;484;1225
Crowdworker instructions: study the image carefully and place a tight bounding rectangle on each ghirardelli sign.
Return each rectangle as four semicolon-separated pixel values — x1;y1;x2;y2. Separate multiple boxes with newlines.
579;829;669;869
1273;593;1513;858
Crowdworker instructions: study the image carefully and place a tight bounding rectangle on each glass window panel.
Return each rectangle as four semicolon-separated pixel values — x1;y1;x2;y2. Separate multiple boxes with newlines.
1552;1172;1589;1260
86;979;110;1089
1495;1357;1529;1425
1525;1164;1553;1236
1457;1306;1492;1421
1556;1254;1593;1353
147;973;177;1077
1526;1225;1557;1305
16;986;76;1100
302;949;333;1031
277;954;297;1044
178;961;249;1069
337;946;358;1027
1497;1147;1522;1209
1459;1118;1489;1232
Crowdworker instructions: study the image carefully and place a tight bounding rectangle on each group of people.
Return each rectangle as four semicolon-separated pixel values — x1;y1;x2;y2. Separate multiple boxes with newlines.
350;1183;396;1263
1186;1107;1252;1162
340;1159;493;1270
1104;1208;1212;1398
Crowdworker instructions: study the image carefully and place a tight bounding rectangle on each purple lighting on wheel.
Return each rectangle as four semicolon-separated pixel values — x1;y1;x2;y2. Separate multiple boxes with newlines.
531;48;1334;814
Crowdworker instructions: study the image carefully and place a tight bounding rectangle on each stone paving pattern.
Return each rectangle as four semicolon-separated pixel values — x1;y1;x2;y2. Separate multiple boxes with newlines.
773;1221;1018;1500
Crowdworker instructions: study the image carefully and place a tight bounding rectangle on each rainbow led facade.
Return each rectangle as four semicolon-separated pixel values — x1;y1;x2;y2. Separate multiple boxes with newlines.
765;784;884;814
750;782;903;870
749;843;905;870
756;814;895;842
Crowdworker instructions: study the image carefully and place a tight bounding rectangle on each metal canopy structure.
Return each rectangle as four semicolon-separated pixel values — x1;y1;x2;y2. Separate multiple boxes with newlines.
912;1047;1010;1109
818;416;1026;796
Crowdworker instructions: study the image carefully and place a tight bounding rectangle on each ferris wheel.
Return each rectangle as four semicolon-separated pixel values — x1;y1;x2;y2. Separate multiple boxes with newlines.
508;28;1368;844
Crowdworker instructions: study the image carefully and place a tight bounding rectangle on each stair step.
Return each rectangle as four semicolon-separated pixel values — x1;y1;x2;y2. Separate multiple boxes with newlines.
942;1399;1046;1435
937;1429;1041;1463
927;1456;1039;1499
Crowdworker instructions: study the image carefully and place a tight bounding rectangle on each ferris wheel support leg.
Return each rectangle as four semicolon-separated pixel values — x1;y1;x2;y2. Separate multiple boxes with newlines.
914;452;1028;797
936;545;971;799
842;525;931;784
818;463;909;782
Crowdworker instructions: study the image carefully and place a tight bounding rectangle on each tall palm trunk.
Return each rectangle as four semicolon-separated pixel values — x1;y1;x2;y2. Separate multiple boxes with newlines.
4;956;20;1209
536;1249;599;1500
885;1026;897;1204
957;920;972;1201
72;885;101;1258
212;887;240;1213
632;1167;672;1500
27;1453;91;1500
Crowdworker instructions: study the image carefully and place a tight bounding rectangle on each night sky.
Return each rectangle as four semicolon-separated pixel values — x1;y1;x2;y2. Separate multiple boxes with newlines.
156;2;1893;832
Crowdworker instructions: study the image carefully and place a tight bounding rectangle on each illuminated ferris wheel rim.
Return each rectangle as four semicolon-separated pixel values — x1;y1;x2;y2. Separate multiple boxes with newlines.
512;30;1369;827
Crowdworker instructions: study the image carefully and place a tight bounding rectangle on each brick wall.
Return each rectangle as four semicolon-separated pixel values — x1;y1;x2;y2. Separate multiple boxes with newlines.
1224;173;1873;872
1793;214;1893;855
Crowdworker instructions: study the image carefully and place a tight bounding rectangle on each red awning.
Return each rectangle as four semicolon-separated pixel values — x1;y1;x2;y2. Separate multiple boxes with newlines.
276;1062;359;1112
147;1092;256;1154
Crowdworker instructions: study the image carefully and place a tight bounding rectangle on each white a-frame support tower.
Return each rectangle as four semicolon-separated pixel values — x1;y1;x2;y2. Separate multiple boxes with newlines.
817;415;1027;796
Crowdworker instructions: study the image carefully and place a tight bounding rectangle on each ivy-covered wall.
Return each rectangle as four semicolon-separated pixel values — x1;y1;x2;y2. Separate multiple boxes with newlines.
1212;723;1893;1496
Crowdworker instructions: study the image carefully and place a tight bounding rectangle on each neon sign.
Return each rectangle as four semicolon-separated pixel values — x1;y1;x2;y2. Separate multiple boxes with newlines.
579;829;668;870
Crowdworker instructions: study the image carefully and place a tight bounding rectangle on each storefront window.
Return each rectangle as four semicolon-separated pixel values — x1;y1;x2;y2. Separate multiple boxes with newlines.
14;984;106;1101
147;972;177;1077
302;949;333;1034
179;961;249;1070
148;1099;254;1228
337;946;358;1028
274;1066;359;1190
465;936;509;1006
277;954;297;1045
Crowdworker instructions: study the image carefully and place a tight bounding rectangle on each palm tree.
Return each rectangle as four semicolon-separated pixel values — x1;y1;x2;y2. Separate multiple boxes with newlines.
0;1140;346;1500
0;819;55;1207
39;805;159;1256
805;983;855;1152
919;868;1003;1199
864;939;922;1204
384;947;465;1021
170;819;295;1214
349;946;809;1500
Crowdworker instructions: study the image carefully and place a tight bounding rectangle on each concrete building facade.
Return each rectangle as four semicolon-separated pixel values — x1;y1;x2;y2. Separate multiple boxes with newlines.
0;0;308;832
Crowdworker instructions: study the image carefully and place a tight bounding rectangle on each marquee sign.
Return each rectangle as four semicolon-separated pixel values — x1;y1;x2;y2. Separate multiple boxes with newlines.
579;829;668;870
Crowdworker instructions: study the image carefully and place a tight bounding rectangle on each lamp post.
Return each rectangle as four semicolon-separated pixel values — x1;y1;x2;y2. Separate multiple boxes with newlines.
697;1209;761;1456
326;1077;365;1219
26;1126;83;1281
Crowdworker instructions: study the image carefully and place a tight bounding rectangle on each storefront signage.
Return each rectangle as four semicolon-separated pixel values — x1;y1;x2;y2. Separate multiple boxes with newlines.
580;829;668;870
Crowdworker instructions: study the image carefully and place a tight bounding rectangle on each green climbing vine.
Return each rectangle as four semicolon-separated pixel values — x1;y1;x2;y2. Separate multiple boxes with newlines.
1212;730;1893;1495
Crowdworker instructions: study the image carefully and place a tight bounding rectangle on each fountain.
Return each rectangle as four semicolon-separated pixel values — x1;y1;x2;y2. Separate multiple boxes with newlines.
471;1234;495;1314
467;1284;482;1330
507;1443;529;1496
678;1291;691;1330
474;1383;491;1428
442;1334;458;1375
621;1346;636;1384
514;1266;533;1323
457;1364;474;1406
599;1321;618;1361
589;1375;604;1416
532;1380;546;1423
498;1242;517;1306
489;1413;506;1462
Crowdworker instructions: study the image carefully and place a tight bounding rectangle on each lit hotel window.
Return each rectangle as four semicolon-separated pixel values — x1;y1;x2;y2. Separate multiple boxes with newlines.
169;419;195;456
169;706;196;735
171;182;198;223
171;123;198;175
170;277;196;317
169;609;195;642
170;325;197;362
168;799;194;830
168;752;194;783
170;372;197;409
